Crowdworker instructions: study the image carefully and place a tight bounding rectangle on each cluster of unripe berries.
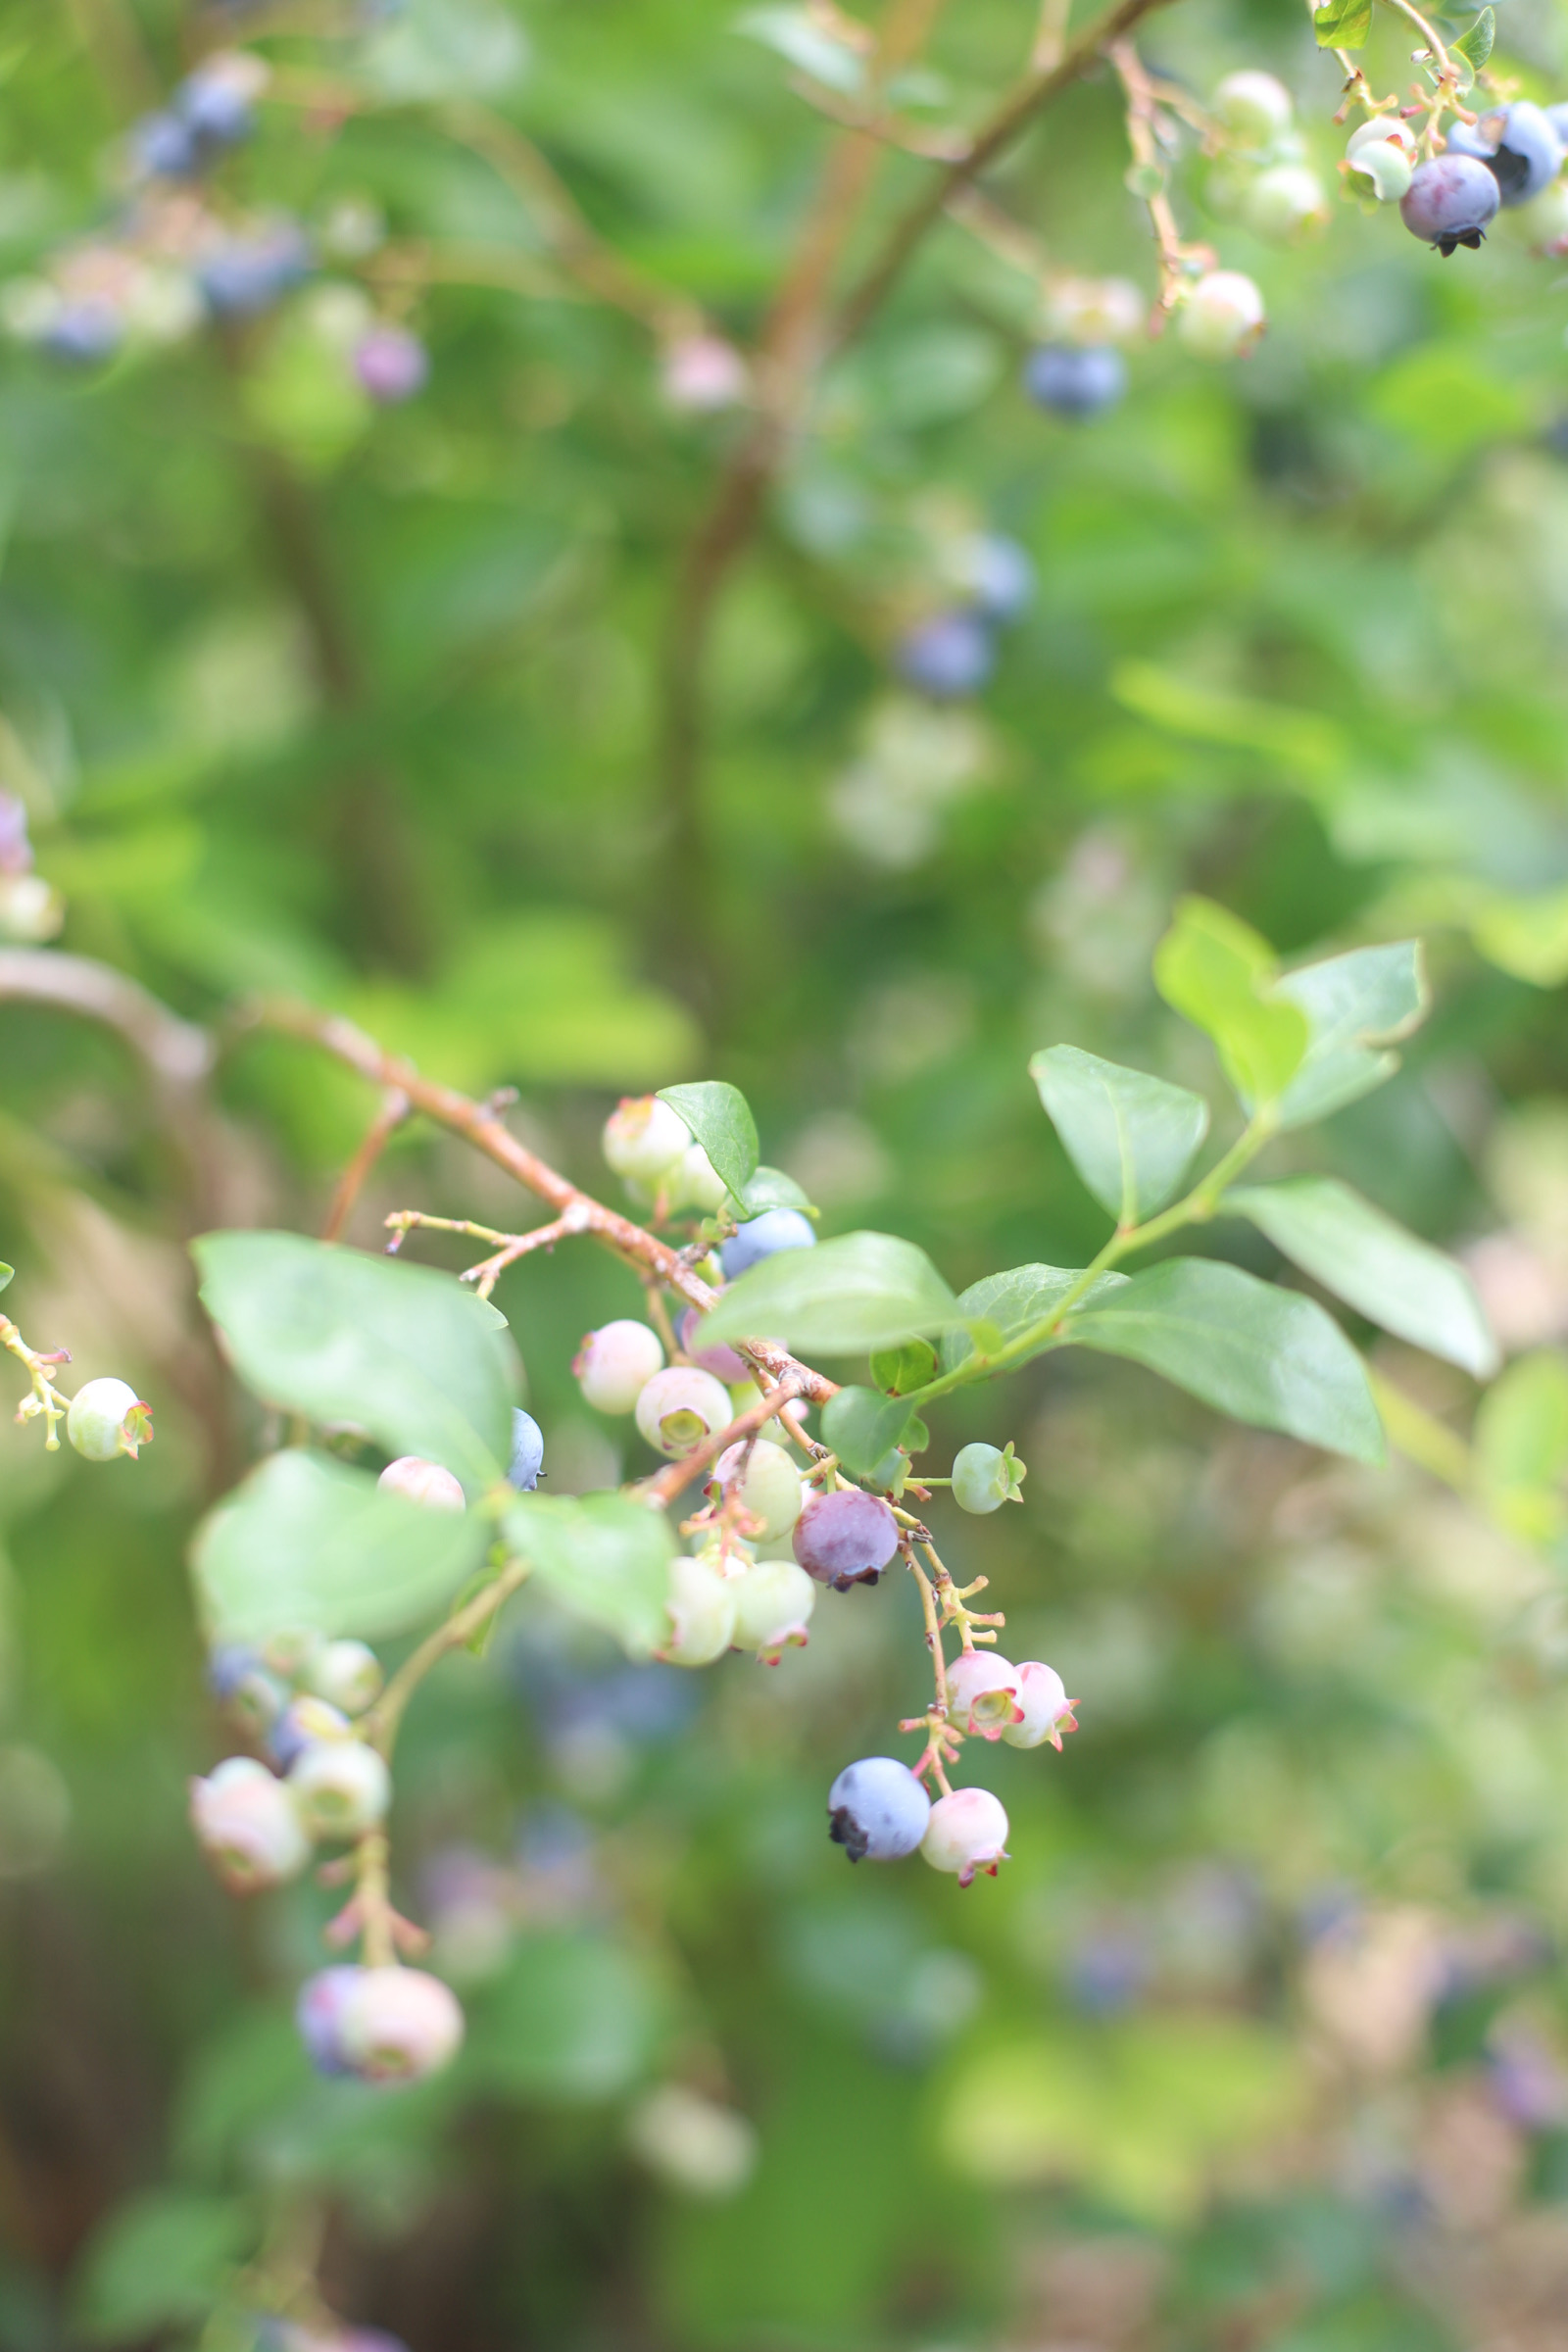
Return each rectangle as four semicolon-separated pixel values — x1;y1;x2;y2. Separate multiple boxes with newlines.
2;45;426;400
827;1658;1075;1887
1379;100;1568;257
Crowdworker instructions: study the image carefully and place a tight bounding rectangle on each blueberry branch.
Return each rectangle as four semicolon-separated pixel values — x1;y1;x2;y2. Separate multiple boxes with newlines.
0;1315;73;1450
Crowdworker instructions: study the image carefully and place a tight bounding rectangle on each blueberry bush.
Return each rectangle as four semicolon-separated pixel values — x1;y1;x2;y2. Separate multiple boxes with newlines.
8;0;1568;2346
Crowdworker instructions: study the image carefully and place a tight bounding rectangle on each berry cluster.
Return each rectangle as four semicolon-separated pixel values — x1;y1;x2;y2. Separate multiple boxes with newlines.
0;46;426;401
895;532;1036;703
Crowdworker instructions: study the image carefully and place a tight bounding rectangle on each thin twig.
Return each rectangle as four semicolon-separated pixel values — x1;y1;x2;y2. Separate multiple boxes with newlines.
322;1088;409;1245
362;1557;533;1760
639;1377;808;1508
255;1000;839;1405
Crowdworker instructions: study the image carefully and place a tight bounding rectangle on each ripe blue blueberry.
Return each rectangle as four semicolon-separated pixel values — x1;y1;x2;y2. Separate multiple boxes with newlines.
1444;118;1499;161
962;535;1035;625
793;1488;900;1590
131;111;201;180
1400;154;1500;252
207;1642;261;1701
508;1408;545;1491
719;1205;816;1280
827;1756;931;1861
1548;103;1568;148
42;304;122;368
1023;343;1126;419
269;1695;350;1772
176;59;261;151
196;222;311;318
1485;102;1565;204
894;611;995;701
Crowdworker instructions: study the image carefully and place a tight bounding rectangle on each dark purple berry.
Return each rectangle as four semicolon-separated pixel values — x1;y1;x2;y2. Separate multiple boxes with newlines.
1023;343;1126;419
1399;154;1500;253
792;1488;900;1590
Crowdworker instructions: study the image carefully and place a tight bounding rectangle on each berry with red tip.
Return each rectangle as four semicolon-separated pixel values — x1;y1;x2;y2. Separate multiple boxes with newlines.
729;1557;815;1661
67;1378;152;1461
297;1964;464;2082
190;1756;310;1892
792;1488;900;1590
574;1319;664;1414
946;1650;1024;1740
635;1367;733;1458
921;1788;1009;1886
1400;153;1499;252
378;1455;465;1510
602;1096;690;1185
1002;1660;1079;1751
827;1756;931;1861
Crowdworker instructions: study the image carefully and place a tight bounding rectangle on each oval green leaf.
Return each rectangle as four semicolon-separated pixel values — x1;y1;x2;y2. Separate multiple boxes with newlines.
701;1230;962;1356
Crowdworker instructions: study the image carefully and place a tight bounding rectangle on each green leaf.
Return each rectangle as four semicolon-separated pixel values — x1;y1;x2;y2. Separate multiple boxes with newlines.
469;1932;662;2103
700;1230;962;1356
1313;0;1374;46
1454;5;1494;69
73;2189;253;2344
1474;1349;1568;1544
1225;1177;1497;1377
0;1262;11;1294
1152;898;1309;1112
191;1449;488;1644
1066;1257;1384;1463
193;1231;514;1489
503;1492;675;1658
1030;1045;1209;1225
1272;941;1428;1128
359;0;528;100
739;1163;815;1216
657;1081;760;1202
940;1263;1129;1376
821;1386;916;1476
869;1338;938;1396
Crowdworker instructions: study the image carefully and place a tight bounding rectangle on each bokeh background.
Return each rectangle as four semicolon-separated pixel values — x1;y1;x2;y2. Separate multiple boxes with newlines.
8;0;1568;2344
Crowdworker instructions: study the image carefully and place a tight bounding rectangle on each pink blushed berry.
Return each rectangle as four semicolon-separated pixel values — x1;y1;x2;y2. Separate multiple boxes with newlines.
190;1756;310;1892
945;1651;1024;1741
921;1788;1010;1886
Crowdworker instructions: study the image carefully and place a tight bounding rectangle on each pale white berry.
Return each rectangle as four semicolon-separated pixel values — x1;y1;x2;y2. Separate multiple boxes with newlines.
336;1965;465;2082
945;1650;1023;1741
378;1456;466;1510
1042;274;1146;347
635;1367;734;1458
921;1788;1010;1886
728;1557;816;1662
1001;1660;1078;1750
304;1639;384;1716
709;1438;805;1542
602;1095;691;1184
574;1319;665;1414
1345;122;1415;202
662;1551;739;1667
67;1377;151;1462
1212;70;1295;144
189;1756;310;1892
288;1739;391;1838
1243;164;1330;243
662;333;749;413
1177;271;1265;362
666;1143;731;1214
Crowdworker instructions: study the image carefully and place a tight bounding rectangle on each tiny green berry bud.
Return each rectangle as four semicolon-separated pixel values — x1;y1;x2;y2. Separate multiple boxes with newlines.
67;1378;153;1461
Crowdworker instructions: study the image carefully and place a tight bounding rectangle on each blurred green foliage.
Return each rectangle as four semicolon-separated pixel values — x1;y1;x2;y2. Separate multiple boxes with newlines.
7;0;1568;2345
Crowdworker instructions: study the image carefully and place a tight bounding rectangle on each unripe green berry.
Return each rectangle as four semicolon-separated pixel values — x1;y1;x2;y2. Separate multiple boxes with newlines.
304;1639;384;1715
729;1556;815;1661
1243;163;1330;244
951;1441;1026;1514
1177;271;1265;362
708;1438;805;1541
67;1378;152;1461
288;1738;391;1838
1212;70;1294;146
603;1095;690;1184
662;1549;739;1666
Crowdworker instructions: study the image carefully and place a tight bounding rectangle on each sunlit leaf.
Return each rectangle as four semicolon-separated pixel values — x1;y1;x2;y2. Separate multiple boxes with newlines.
1273;940;1428;1127
701;1231;961;1354
191;1449;488;1643
1066;1256;1384;1462
193;1232;513;1489
503;1492;674;1658
1226;1176;1496;1376
1030;1045;1209;1224
821;1385;916;1476
658;1081;760;1201
1153;899;1309;1112
940;1264;1128;1376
